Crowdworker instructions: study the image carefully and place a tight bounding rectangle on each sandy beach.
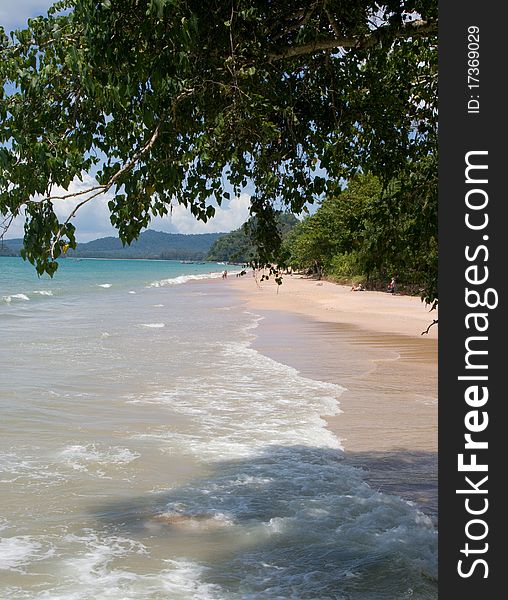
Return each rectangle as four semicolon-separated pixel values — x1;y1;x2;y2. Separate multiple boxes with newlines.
228;274;438;520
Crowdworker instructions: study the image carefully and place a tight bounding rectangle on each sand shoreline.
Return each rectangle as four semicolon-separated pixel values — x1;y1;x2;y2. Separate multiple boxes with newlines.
228;273;438;339
226;274;438;520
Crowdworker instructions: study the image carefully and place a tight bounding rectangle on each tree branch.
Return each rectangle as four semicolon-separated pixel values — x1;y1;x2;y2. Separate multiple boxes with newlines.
49;120;163;257
46;86;199;257
271;2;319;41
323;1;341;38
421;319;438;336
46;185;105;201
268;19;438;60
1;213;15;241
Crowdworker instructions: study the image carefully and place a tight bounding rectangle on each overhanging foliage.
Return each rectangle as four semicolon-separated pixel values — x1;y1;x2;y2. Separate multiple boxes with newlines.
0;0;437;300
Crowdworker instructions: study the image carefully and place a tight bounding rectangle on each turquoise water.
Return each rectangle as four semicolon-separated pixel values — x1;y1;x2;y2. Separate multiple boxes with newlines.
0;256;238;301
0;257;437;599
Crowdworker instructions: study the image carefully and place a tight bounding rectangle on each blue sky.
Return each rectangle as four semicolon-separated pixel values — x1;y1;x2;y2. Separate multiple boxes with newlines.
0;0;54;33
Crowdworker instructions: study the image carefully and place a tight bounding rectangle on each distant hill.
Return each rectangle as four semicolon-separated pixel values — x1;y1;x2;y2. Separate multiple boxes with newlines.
0;241;17;256
3;230;226;261
207;213;299;262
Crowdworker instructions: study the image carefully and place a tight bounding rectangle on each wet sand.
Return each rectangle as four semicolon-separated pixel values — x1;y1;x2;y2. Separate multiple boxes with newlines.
227;275;438;521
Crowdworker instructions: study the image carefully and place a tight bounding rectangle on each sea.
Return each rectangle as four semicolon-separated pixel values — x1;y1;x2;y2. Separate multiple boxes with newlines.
0;256;437;599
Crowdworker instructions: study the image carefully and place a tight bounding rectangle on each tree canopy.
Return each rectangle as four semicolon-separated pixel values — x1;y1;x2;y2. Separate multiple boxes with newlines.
207;212;299;263
0;0;437;302
282;171;437;303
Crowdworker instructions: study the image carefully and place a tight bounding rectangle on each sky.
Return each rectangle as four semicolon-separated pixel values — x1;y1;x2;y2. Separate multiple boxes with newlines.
0;0;54;33
1;0;253;241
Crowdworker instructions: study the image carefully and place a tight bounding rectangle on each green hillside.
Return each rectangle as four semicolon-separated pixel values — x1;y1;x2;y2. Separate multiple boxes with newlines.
3;230;225;261
0;242;16;256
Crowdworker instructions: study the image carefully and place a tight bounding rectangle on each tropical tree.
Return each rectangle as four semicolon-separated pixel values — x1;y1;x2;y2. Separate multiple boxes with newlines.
285;167;437;305
207;212;298;263
0;0;437;301
284;173;381;277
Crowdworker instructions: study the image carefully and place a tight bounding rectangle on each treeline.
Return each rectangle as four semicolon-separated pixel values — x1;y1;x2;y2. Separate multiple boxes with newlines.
207;213;299;263
280;170;437;306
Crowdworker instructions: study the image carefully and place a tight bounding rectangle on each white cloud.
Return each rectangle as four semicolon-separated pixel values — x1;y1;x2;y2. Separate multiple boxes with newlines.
4;174;251;242
0;0;55;32
2;213;25;239
50;175;118;241
4;174;117;241
151;194;251;235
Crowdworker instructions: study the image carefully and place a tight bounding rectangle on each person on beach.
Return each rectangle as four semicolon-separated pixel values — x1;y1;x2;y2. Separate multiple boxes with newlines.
351;283;365;291
222;270;228;279
387;277;396;294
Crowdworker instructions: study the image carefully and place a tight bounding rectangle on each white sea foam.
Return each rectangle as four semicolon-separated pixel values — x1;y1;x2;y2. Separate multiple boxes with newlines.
158;560;222;599
0;451;63;486
33;290;53;296
140;322;165;328
132;334;344;461
2;293;30;303
148;271;239;288
63;532;147;571
56;534;148;593
96;283;112;288
38;534;220;600
0;536;53;571
153;304;164;307
128;290;136;294
58;444;140;474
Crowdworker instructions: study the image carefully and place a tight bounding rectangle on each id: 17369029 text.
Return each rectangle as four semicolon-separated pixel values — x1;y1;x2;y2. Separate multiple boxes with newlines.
467;26;480;114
